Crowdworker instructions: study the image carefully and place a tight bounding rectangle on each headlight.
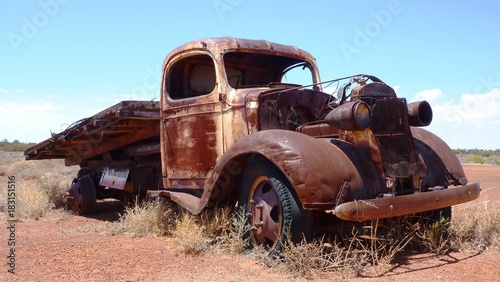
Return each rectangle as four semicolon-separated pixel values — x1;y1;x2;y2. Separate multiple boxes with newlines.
325;101;372;131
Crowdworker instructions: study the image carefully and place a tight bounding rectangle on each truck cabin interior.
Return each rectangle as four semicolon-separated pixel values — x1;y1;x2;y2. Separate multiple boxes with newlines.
167;52;314;99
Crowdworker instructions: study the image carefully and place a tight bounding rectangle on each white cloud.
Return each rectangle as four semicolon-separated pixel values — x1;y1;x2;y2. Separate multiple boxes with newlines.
0;99;68;142
0;88;10;94
412;88;443;103
15;89;27;94
424;88;500;149
0;93;98;143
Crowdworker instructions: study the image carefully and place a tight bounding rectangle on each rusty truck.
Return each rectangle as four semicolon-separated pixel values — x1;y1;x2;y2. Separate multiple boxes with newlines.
25;37;480;252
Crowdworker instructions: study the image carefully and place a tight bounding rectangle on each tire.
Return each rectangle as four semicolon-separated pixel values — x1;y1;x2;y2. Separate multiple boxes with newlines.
238;159;311;256
68;175;96;215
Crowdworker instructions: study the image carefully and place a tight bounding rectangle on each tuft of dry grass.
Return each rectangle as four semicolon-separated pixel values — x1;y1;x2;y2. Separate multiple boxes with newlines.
16;183;50;220
449;202;500;251
105;199;178;237
170;206;248;254
171;210;210;254
414;217;451;255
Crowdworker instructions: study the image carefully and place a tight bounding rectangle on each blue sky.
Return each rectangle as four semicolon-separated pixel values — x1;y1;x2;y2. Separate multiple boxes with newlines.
1;0;499;149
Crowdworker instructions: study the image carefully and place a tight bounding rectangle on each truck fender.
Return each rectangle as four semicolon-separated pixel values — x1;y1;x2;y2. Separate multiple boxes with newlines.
410;127;467;185
194;130;383;213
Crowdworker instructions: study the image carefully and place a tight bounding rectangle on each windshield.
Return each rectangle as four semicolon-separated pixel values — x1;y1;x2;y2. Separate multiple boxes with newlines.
223;52;315;89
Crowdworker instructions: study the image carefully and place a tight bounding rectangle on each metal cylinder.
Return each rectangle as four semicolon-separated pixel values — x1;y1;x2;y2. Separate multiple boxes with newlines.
408;100;433;126
325;101;372;131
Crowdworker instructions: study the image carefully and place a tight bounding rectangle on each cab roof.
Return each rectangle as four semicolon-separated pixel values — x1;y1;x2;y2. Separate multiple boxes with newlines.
163;37;317;65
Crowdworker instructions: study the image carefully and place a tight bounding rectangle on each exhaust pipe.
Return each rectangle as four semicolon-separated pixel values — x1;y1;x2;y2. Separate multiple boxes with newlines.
408;101;433;127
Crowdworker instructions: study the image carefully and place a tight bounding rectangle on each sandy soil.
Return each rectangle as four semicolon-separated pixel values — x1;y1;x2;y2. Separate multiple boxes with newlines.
1;165;498;282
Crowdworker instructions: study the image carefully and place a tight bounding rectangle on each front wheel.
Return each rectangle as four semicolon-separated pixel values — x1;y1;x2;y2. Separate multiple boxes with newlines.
238;159;311;255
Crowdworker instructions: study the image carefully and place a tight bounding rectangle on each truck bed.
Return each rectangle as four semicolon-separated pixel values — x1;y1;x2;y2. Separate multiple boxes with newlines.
24;100;161;166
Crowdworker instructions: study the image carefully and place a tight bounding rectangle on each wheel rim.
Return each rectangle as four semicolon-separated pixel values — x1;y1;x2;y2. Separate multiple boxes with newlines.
248;176;282;248
68;180;84;213
67;176;96;215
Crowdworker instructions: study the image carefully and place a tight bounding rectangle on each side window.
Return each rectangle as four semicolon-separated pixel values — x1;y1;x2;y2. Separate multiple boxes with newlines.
168;54;216;99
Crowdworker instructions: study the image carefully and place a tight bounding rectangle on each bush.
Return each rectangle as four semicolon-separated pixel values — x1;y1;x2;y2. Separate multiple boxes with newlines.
172;211;210;254
17;182;50;220
465;155;485;164
109;199;178;237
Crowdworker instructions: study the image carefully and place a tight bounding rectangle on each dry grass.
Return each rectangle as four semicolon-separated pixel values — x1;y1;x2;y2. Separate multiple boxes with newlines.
171;210;210;254
0;152;77;219
171;206;248;254
272;219;414;278
202;207;248;254
450;202;500;251
103;199;178;237
97;202;248;255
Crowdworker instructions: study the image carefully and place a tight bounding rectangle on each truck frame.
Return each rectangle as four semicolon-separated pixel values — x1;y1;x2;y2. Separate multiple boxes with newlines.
25;37;480;253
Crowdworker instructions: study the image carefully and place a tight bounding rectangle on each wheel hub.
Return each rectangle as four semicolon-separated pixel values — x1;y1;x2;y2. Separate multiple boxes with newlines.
248;177;282;247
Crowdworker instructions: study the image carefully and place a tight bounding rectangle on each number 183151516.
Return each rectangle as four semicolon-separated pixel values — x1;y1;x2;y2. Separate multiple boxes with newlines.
7;175;16;218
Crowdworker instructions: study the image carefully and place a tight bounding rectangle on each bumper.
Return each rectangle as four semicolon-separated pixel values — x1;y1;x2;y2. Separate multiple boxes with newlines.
333;183;480;222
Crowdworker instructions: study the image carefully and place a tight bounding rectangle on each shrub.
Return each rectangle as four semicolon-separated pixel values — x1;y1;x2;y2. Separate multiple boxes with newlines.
38;173;73;209
465;155;485;164
108;199;178;237
16;181;50;220
171;211;210;254
201;207;248;254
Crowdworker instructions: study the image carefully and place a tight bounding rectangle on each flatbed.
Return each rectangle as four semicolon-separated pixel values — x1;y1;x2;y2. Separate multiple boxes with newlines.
24;100;160;165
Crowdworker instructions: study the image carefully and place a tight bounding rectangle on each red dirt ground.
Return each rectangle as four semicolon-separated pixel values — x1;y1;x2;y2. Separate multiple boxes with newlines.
1;165;499;282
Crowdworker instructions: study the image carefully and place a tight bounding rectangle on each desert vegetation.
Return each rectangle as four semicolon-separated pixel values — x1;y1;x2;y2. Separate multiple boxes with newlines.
0;139;36;152
1;150;498;278
454;148;500;165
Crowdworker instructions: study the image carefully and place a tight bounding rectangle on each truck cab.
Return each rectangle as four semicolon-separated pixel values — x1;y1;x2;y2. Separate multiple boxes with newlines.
159;37;322;193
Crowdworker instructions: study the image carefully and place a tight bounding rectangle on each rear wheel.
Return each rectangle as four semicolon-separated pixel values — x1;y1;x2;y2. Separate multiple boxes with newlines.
238;159;311;256
67;175;96;215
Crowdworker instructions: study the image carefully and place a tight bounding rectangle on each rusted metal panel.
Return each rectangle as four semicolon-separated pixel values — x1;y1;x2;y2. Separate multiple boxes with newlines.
411;127;467;185
161;103;222;187
162;37;319;77
296;123;339;138
179;130;386;215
